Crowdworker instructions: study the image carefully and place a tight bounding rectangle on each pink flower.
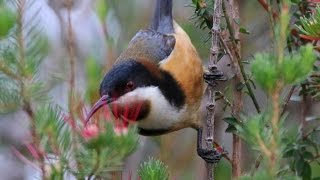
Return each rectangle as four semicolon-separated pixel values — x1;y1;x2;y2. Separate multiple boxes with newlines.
82;124;99;140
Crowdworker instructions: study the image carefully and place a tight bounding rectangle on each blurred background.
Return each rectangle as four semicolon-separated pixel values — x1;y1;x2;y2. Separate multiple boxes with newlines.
1;0;319;179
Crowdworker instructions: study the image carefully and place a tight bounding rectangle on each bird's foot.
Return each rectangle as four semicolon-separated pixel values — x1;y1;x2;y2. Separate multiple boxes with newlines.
197;147;224;164
203;66;227;86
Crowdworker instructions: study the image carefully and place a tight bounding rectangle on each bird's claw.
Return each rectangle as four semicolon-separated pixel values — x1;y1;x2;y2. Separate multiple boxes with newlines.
203;69;227;87
197;147;223;164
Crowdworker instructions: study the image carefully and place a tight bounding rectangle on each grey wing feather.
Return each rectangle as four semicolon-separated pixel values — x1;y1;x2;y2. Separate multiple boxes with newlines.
117;29;175;63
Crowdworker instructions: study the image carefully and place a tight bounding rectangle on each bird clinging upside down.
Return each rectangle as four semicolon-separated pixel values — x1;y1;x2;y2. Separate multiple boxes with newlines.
85;0;225;163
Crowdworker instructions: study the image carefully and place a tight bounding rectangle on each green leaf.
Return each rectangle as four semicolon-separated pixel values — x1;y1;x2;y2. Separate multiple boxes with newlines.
223;117;239;126
215;158;232;180
251;53;277;92
0;76;21;114
225;124;237;133
239;27;250;35
302;151;314;160
311;130;320;145
295;155;305;176
138;157;170;180
34;104;72;153
297;6;320;37
283;148;295;158
236;82;245;91
0;6;16;38
281;44;316;85
84;123;138;157
302;162;311;180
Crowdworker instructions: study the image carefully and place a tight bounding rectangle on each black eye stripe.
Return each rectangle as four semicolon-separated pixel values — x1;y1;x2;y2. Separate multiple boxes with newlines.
100;60;185;109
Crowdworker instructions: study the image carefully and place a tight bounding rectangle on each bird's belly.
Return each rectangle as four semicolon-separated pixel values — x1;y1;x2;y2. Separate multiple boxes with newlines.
137;103;186;131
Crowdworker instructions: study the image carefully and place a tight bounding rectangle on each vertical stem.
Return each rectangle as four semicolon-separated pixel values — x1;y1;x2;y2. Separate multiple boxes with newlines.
16;0;26;73
209;0;243;178
65;0;83;174
16;0;46;177
205;86;216;180
300;84;307;137
66;0;76;118
257;0;278;18
268;1;290;173
204;0;223;179
224;0;243;178
270;83;281;169
24;101;46;178
222;1;260;113
280;86;296;117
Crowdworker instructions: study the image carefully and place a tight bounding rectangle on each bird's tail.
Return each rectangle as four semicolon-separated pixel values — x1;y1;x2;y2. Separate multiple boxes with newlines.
150;0;174;34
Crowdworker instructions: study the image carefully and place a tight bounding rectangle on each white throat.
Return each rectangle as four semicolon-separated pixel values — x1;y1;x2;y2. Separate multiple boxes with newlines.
116;86;186;130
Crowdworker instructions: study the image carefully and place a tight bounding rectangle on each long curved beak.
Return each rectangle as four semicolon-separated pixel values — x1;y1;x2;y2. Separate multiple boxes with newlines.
85;95;114;125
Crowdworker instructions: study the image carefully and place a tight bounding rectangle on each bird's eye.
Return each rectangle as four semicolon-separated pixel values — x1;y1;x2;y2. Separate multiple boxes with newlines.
126;81;135;91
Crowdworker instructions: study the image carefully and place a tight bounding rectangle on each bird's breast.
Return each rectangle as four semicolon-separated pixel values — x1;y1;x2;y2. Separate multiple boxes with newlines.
111;86;190;133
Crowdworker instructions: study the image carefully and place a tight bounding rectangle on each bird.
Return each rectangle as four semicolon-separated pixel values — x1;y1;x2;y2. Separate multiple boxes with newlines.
85;0;224;163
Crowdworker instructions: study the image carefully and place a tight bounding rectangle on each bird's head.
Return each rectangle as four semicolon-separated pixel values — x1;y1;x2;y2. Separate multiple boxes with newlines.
85;59;159;124
85;58;186;135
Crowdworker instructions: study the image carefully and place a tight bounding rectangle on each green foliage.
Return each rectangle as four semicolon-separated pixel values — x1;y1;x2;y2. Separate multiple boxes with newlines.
0;5;16;38
188;0;214;30
251;53;278;92
0;76;21;113
223;116;240;134
240;170;272;180
234;114;274;151
0;0;49;111
138;157;170;180
252;44;316;93
96;0;109;22
306;67;320;100
215;158;232;180
71;122;138;178
282;44;316;84
84;123;138;153
0;1;140;179
297;6;320;38
234;111;320;179
282;128;320;180
85;57;103;103
34;105;71;153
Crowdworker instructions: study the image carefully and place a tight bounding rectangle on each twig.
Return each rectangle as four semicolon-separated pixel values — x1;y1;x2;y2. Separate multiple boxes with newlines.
280;86;296;117
224;0;243;178
222;154;232;164
16;0;26;74
251;154;263;176
257;0;278;18
0;61;20;80
66;0;76;118
222;1;261;114
65;0;83;174
300;84;307;137
23;101;46;177
204;0;223;179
